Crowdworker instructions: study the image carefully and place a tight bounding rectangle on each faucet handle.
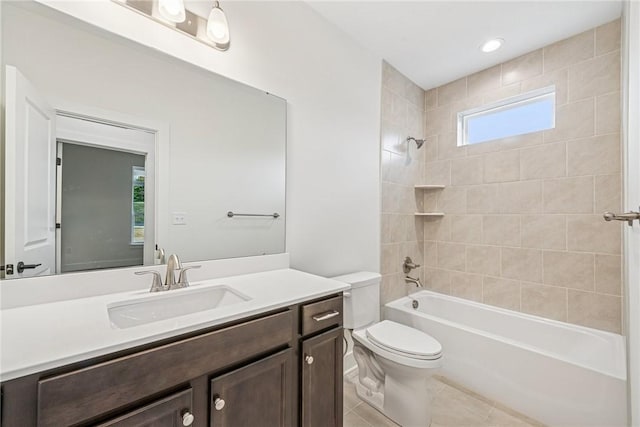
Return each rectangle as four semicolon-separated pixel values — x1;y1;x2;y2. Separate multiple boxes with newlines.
403;256;421;274
177;265;201;288
135;270;165;292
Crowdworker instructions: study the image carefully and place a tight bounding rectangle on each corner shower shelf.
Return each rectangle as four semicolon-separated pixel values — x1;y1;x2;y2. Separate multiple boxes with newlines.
415;185;445;217
414;185;445;190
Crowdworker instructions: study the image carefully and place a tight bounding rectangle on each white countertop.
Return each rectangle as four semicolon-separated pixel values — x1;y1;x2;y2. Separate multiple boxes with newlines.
0;268;349;382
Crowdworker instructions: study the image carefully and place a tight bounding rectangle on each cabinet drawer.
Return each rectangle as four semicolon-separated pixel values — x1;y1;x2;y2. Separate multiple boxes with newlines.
300;295;342;336
96;389;193;427
37;310;293;427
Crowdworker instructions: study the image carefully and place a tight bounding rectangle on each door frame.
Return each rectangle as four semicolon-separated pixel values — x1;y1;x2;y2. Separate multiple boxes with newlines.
50;99;170;266
55;115;156;268
622;1;639;425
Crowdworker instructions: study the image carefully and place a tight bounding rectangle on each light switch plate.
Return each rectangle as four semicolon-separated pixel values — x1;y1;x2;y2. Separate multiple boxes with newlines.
172;212;187;225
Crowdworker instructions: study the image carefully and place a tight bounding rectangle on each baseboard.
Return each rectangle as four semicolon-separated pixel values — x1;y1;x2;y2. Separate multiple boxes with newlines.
344;361;358;379
344;349;357;376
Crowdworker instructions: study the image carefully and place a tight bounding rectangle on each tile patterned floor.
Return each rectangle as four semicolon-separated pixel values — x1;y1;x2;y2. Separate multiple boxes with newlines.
343;376;544;427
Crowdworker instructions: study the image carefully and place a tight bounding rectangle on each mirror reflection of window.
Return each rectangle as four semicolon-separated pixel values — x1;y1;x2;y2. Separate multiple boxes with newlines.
132;166;145;245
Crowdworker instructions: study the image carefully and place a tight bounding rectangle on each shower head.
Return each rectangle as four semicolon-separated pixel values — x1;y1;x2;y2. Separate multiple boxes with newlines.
407;136;425;149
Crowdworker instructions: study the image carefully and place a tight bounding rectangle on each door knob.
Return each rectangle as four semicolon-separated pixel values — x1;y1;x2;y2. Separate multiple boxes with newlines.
17;262;41;273
305;355;314;365
213;397;225;411
603;209;640;226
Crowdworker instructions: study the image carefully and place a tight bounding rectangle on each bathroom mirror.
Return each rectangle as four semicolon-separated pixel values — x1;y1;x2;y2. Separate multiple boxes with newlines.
0;1;286;279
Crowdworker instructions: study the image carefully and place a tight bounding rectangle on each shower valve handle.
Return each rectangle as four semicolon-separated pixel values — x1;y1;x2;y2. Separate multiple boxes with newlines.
403;256;420;274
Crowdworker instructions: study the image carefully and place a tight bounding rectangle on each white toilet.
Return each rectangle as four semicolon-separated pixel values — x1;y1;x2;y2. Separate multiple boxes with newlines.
333;272;442;427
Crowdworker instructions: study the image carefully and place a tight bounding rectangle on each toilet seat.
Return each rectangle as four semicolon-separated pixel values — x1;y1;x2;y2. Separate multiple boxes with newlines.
352;321;442;369
366;320;442;360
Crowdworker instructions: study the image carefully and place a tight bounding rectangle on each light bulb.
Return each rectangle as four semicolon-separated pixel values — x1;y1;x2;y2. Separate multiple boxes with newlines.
207;3;230;45
480;38;504;53
158;0;186;23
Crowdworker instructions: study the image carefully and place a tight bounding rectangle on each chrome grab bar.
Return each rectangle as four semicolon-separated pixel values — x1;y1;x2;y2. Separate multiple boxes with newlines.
312;310;340;322
227;211;280;218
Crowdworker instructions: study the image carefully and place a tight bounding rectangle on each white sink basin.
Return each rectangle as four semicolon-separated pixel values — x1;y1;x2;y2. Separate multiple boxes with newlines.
108;285;251;329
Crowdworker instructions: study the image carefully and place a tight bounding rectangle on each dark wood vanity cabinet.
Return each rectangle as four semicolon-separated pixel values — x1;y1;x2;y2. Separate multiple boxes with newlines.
299;295;344;427
0;293;343;427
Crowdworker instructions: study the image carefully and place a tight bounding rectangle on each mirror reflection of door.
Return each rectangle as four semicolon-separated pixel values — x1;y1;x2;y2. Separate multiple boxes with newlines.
4;66;56;278
58;143;146;273
3;65;156;279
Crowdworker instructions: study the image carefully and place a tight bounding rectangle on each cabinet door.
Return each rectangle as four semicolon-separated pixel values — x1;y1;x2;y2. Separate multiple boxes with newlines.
96;389;194;427
301;328;343;427
210;349;294;427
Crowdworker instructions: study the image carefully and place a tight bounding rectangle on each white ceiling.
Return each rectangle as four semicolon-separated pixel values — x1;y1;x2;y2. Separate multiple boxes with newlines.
307;1;623;89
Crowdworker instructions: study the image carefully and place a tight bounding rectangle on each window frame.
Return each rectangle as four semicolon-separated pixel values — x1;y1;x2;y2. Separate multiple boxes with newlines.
131;165;145;246
456;85;556;147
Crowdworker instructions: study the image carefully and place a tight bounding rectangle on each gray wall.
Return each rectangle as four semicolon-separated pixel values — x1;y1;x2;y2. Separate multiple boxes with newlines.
61;143;144;272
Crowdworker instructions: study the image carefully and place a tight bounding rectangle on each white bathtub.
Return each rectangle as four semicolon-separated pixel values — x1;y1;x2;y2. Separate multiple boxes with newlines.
385;290;627;427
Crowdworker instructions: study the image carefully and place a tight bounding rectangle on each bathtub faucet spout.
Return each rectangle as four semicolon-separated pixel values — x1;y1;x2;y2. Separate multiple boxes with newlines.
405;275;423;287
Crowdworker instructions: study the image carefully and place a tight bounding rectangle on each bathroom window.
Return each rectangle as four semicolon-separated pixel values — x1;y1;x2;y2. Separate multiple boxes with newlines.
131;166;145;244
457;86;556;146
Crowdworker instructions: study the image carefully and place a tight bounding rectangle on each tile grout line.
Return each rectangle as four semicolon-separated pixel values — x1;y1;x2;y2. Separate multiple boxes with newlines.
347;409;373;427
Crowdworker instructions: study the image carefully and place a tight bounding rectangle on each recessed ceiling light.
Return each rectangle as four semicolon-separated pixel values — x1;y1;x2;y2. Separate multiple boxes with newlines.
480;38;504;53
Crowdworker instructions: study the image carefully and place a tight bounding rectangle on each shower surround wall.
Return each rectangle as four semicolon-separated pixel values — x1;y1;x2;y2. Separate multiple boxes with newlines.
422;20;623;333
380;62;426;306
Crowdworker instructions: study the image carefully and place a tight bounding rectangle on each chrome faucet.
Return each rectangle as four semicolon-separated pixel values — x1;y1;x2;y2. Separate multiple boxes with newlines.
403;256;423;287
165;254;182;289
405;275;423;287
135;254;200;292
165;254;201;290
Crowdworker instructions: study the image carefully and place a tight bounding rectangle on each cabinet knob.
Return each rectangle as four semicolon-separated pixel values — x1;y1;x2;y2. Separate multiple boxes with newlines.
305;355;314;365
182;411;195;426
214;397;226;411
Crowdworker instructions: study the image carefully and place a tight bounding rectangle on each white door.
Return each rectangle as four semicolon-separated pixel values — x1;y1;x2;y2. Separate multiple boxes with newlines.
4;66;56;278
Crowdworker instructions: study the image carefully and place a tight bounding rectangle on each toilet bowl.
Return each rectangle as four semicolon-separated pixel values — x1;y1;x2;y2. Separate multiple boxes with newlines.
332;272;443;427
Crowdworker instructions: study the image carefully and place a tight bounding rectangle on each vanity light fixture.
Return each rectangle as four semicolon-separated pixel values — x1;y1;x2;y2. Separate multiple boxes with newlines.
158;0;186;23
206;1;230;49
115;0;231;51
480;38;504;53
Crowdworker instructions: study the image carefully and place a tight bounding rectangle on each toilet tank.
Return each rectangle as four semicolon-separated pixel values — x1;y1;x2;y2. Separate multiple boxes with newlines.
331;272;381;330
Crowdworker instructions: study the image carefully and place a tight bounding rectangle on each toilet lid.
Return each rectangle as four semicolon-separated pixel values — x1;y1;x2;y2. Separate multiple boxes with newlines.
366;320;442;360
